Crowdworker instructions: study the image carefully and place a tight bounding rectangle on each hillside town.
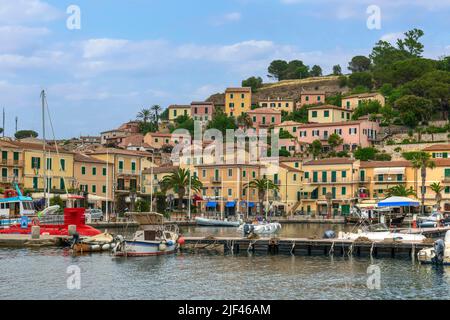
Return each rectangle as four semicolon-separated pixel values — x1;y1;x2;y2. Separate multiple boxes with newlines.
1;81;450;221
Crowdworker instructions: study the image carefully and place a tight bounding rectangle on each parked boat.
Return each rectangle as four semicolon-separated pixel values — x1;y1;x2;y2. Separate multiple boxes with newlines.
195;217;240;227
113;212;181;257
238;221;282;236
337;223;426;242
418;231;450;265
417;212;443;228
345;206;406;225
71;232;118;253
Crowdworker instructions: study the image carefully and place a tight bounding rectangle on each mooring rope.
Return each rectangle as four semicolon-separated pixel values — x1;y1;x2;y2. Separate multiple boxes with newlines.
329;241;335;256
290;241;295;255
247;240;256;253
370;242;375;258
348;243;354;256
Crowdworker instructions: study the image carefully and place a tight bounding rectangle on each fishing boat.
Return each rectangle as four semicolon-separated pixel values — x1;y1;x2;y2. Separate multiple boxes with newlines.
337;223;426;242
417;211;443;228
195;216;241;227
345;206;406;225
418;231;450;265
113;212;181;257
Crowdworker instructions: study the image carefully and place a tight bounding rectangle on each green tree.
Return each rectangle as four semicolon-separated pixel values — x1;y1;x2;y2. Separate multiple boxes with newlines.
207;109;237;135
430;182;444;210
348;72;373;89
279;129;294;139
327;133;343;152
137;108;152;123
237;112;253;129
135;199;150;212
15;130;38;139
332;65;342;75
308;140;323;159
151;105;162;124
409;151;435;214
396;28;425;57
351;100;382;120
161;168;203;211
309;65;322;77
242;76;263;92
284;60;310;79
268;60;288;80
385;185;417;198
354;147;378;161
244;178;279;216
348;55;371;73
395;95;433;128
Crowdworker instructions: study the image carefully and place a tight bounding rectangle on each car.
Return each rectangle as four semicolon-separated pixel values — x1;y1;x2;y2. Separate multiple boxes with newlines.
86;209;104;221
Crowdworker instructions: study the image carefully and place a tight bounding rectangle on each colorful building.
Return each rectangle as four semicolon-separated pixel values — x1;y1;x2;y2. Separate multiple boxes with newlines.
298;91;326;107
224;87;252;117
308;105;352;124
0;140;24;189
423;144;450;159
191;101;214;125
258;98;295;113
342;92;385;110
247;108;282;130
168;105;191;123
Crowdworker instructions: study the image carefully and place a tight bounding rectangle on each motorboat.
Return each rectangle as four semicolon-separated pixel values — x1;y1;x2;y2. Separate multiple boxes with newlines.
345;206;405;225
238;221;282;236
71;232;118;253
337;223;426;242
195;217;241;227
418;231;450;265
417;212;443;228
113;212;181;257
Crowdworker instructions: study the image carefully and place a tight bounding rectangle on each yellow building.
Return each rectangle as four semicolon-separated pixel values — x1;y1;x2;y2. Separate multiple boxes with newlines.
342;92;385;110
141;166;178;196
258;98;295;113
0;140;24;189
89;148;152;210
224;87;252;117
168;105;191;123
423;144;450;159
74;153;114;211
308;105;352;123
10;141;75;194
300;158;360;215
274;121;302;137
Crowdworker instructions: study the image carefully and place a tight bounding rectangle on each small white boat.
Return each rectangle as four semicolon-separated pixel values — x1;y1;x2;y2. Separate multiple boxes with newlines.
195;217;240;227
418;231;450;265
338;223;426;242
417;212;443;228
113;212;180;257
71;232;118;253
238;221;282;236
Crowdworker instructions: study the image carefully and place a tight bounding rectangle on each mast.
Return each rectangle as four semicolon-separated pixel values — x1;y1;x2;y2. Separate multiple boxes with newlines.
106;148;109;221
150;152;153;212
2;108;4;138
41;90;47;208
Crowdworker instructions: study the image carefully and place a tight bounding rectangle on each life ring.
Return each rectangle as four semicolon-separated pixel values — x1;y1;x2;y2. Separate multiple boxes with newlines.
31;218;40;226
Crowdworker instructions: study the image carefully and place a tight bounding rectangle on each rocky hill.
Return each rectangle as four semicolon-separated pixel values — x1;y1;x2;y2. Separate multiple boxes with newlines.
206;76;350;105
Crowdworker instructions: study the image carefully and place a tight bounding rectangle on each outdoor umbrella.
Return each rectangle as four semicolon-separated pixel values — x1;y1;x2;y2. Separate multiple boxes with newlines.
377;196;420;207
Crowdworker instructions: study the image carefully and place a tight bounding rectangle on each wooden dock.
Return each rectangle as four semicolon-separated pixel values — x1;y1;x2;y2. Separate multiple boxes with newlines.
182;236;434;259
0;234;69;247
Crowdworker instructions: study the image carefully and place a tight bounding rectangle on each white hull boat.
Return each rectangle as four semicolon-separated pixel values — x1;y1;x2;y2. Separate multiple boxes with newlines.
195;217;240;227
337;223;426;242
238;222;282;235
418;231;450;265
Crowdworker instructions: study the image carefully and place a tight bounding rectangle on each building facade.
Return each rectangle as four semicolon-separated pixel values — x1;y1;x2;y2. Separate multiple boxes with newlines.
224;87;252;117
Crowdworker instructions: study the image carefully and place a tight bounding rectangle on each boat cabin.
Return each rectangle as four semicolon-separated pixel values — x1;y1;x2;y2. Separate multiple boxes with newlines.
0;190;35;218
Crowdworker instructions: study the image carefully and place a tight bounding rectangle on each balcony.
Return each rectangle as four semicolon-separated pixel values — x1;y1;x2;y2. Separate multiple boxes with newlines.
374;175;405;184
306;178;352;184
211;177;222;184
442;176;450;183
0;159;23;167
117;169;138;176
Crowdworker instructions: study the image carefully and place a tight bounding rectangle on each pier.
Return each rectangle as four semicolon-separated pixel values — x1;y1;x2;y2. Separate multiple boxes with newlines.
182;236;433;258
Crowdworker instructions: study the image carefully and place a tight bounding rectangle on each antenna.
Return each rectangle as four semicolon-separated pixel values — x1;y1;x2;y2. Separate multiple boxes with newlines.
2;108;4;138
15;116;18;134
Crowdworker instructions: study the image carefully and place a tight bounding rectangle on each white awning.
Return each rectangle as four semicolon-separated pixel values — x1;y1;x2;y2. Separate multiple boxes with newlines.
374;167;405;175
301;186;318;193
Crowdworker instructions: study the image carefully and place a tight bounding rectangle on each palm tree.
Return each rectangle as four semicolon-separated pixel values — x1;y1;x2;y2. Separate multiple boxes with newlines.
237;112;253;129
430;182;444;210
244;178;279;216
160;168;202;211
386;185;417;198
409;151;436;214
151;105;162;124
137;108;152;123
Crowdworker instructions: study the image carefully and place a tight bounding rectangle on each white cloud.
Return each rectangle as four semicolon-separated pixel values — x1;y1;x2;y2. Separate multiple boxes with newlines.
380;32;404;44
0;0;62;24
211;12;242;26
0;26;50;52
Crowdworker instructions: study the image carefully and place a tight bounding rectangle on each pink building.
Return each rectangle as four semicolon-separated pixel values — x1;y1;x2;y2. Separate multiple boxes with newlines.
298;91;326;107
247;108;282;130
279;138;307;155
191;101;215;123
288;119;380;151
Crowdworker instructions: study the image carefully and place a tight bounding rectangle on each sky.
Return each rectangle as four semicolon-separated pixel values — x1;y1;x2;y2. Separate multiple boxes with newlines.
0;0;449;138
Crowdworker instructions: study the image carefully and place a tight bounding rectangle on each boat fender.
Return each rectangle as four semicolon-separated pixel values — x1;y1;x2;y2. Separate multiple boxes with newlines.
91;244;101;251
159;243;167;251
323;230;336;239
167;240;174;246
432;239;445;264
31;218;40;226
102;244;111;251
177;237;185;246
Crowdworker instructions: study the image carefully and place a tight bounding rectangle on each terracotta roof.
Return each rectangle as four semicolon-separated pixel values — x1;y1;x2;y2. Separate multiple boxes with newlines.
168;104;191;109
295;120;366;128
8;141;73;154
74;153;108;164
225;87;252;93
300;91;326;95
360;160;411;168
247;108;281;114
89;148;152;157
0;140;20;149
303;158;357;166
142;166;178;174
343;92;382;99
275;121;303;127
308;104;348;111
279;163;303;172
422;144;450;151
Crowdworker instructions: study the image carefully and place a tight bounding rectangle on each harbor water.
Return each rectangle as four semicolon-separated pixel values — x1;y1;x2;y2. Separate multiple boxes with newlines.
0;224;449;300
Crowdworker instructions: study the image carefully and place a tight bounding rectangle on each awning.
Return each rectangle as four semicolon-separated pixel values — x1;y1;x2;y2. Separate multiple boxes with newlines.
377;196;419;207
374;167;405;175
206;201;218;208
240;201;255;208
301;186;318;193
225;201;236;208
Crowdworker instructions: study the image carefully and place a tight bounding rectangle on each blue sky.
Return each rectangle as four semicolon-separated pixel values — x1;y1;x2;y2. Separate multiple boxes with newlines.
0;0;449;138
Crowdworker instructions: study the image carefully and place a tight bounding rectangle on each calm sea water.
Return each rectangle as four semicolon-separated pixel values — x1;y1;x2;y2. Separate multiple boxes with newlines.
0;225;449;300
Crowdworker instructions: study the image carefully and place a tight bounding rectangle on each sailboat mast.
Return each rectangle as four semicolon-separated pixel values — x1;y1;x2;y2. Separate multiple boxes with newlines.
41;90;47;208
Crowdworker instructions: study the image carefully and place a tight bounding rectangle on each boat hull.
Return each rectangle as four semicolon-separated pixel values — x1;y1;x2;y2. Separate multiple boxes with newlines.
114;240;177;257
195;217;240;227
